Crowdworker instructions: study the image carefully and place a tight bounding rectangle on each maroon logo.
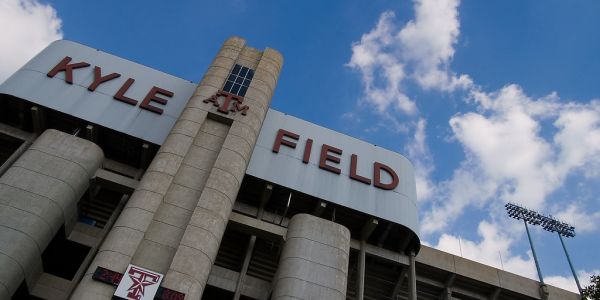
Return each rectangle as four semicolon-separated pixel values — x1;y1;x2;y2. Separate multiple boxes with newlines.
126;266;161;300
203;90;249;115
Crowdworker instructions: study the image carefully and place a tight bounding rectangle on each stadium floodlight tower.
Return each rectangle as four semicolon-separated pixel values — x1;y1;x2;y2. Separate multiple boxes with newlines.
504;203;546;288
538;210;582;296
505;203;582;297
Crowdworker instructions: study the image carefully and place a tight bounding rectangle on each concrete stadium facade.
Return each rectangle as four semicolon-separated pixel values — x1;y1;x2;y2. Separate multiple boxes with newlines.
0;38;579;300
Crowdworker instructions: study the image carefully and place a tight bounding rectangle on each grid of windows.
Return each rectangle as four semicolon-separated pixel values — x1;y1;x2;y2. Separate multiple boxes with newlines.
223;64;254;97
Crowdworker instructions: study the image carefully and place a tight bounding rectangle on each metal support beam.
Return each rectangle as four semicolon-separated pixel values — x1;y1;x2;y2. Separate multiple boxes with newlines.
257;183;273;219
391;266;408;299
357;239;366;300
0;137;31;177
356;218;378;300
349;239;409;266
441;273;456;300
140;143;152;171
489;287;501;300
85;124;97;144
94;168;139;194
233;235;257;300
30;106;46;136
558;233;583;296
361;218;379;240
409;251;417;300
398;232;414;253
313;201;327;217
377;223;393;247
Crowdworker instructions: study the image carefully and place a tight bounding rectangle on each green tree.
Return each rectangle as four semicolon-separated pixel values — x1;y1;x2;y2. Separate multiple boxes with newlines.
583;274;600;300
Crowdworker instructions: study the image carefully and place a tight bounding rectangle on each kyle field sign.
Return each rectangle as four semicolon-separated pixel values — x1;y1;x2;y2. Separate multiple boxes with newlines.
247;109;419;237
0;40;197;145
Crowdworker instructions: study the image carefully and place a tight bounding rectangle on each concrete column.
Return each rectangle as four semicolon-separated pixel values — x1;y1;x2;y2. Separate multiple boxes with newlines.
233;235;256;300
131;118;228;273
160;39;283;299
408;251;417;300
72;38;239;299
0;129;103;299
272;214;350;300
357;240;366;300
73;36;282;299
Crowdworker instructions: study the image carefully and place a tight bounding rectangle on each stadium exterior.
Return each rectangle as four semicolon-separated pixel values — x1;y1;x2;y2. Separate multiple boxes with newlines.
0;38;579;300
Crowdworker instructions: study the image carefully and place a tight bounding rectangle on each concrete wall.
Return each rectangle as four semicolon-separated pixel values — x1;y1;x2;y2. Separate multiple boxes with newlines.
0;129;103;299
272;214;350;300
72;36;283;299
417;245;580;300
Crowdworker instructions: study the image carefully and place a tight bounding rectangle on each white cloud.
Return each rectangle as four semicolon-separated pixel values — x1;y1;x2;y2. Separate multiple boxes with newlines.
434;220;598;293
553;204;600;234
546;269;598;294
450;85;557;209
348;1;600;236
347;11;415;114
347;0;471;115
421;161;496;234
398;0;472;91
434;220;537;279
553;105;600;178
0;0;63;83
424;84;600;234
348;1;600;293
405;118;436;201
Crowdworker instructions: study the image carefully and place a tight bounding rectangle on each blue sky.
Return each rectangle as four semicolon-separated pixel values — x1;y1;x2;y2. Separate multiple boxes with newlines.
2;0;600;293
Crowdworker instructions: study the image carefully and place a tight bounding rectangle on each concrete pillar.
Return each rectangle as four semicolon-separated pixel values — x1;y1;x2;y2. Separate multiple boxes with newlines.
357;240;366;300
0;129;103;299
160;37;283;299
73;36;283;299
130;118;228;273
272;214;350;300
408;251;417;300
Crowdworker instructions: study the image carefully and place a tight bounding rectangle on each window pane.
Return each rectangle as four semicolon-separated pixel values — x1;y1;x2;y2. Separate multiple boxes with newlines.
240;67;248;77
243;79;251;86
239;86;248;97
232;64;241;75
228;74;236;82
223;81;233;92
235;76;244;84
231;83;241;94
246;69;254;80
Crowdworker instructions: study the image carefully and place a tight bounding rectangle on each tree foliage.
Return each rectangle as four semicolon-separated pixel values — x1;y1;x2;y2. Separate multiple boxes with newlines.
583;274;600;300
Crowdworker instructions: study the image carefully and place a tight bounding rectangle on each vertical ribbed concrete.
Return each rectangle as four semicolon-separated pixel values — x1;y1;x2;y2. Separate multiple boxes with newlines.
72;36;282;299
272;214;350;300
160;37;283;299
131;118;228;273
0;129;103;299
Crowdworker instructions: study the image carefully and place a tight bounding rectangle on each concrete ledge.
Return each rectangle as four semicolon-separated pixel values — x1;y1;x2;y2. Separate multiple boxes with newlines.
228;211;287;242
94;169;138;194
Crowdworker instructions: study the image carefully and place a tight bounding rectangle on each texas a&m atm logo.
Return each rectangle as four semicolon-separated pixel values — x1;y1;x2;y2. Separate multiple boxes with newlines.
114;264;163;300
203;90;249;116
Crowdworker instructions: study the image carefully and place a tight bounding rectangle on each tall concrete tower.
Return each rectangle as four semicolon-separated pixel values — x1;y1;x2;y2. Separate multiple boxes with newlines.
72;37;283;299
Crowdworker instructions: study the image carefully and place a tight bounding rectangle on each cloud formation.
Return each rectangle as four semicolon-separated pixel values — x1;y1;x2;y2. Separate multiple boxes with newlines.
348;0;600;237
348;0;600;293
436;219;597;293
424;85;600;234
347;0;471;115
0;0;63;83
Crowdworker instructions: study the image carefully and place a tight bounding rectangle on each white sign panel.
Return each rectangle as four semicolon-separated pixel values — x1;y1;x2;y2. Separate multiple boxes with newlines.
0;40;197;145
114;264;163;300
247;109;419;236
